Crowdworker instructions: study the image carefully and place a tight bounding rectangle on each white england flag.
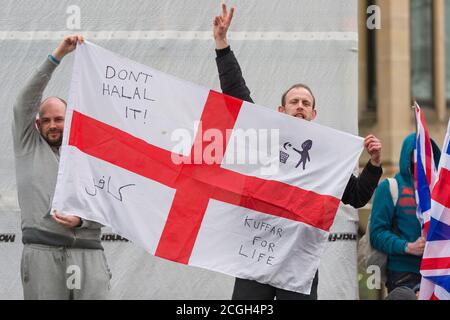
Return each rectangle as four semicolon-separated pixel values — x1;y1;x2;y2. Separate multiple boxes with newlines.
52;42;363;294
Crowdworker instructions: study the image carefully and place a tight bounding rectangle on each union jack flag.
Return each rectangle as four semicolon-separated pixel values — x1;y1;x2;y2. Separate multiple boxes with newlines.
414;103;437;236
419;118;450;300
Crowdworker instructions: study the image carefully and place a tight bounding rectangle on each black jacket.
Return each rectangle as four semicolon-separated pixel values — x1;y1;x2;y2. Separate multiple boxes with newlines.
215;46;382;208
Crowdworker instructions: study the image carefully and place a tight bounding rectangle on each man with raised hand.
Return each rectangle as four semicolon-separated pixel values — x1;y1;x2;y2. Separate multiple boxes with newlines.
12;34;111;299
212;4;383;300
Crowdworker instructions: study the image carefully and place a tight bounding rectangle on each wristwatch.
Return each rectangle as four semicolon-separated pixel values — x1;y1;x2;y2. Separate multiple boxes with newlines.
404;242;409;253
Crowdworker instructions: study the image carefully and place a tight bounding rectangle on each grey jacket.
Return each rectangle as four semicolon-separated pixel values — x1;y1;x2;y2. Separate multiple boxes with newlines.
12;56;103;249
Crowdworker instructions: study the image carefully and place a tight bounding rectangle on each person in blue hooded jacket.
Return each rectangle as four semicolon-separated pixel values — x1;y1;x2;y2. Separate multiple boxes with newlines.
370;133;441;293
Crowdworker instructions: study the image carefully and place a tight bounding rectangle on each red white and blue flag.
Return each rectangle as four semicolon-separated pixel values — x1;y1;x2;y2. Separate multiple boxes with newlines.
414;103;438;236
419;118;450;300
51;42;364;294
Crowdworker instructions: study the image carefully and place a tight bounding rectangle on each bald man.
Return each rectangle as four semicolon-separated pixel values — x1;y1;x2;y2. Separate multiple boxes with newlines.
12;35;111;299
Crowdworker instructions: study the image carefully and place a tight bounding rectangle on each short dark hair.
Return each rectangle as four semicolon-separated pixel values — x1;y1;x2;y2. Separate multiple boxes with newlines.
281;83;316;109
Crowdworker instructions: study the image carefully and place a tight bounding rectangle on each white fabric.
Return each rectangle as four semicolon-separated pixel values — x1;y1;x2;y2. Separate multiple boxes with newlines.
52;42;363;294
190;200;329;294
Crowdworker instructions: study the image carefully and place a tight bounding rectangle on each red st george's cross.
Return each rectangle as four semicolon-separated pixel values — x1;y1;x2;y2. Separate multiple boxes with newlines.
69;90;340;264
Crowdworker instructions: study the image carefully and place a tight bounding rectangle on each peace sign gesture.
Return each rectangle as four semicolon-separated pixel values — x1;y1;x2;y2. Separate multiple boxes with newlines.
213;3;235;49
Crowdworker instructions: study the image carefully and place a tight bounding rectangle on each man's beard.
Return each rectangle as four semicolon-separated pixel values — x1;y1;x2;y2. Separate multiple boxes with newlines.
42;129;63;147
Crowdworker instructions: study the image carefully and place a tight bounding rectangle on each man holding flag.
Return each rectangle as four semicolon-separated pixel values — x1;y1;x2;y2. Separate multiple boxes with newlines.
213;4;383;300
12;35;111;299
371;102;442;296
370;132;440;294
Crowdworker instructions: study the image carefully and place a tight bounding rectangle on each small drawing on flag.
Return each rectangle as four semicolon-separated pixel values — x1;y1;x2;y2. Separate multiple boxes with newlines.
52;41;365;295
280;140;313;170
279;150;290;164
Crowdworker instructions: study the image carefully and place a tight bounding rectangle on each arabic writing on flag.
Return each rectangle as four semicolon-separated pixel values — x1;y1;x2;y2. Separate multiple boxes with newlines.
52;42;363;294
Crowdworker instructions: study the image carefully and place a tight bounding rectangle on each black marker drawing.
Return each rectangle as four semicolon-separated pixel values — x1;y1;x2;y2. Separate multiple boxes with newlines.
85;176;106;196
279;142;292;164
85;176;135;202
125;106;150;124
106;176;135;202
292;140;313;170
279;139;313;170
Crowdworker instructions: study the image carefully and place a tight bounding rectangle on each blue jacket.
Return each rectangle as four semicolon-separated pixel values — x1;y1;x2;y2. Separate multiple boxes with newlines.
370;133;441;273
